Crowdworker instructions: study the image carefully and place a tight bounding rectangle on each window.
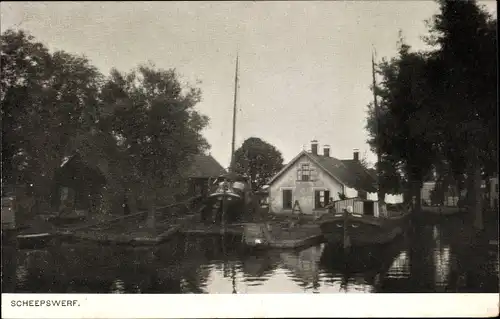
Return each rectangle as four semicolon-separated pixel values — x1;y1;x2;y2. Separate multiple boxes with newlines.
315;190;330;209
297;163;312;181
283;190;293;209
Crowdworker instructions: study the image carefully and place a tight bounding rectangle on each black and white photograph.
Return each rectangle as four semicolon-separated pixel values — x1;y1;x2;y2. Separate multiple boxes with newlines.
1;1;498;317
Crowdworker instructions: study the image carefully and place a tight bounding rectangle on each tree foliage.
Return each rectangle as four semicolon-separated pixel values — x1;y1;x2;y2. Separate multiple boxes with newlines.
1;30;103;211
100;64;210;226
233;137;284;190
366;39;436;206
426;0;497;228
1;29;210;225
365;0;497;229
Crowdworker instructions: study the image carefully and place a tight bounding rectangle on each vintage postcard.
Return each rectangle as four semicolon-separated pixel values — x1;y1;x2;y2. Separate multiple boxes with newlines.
1;1;498;318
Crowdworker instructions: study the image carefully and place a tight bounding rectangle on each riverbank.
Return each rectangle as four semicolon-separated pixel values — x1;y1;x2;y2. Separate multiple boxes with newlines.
4;213;497;294
7;204;496;252
7;201;202;248
58;212;200;246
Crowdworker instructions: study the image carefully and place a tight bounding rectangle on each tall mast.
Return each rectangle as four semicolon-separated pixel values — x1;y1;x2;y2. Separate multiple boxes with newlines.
230;53;239;173
371;49;382;195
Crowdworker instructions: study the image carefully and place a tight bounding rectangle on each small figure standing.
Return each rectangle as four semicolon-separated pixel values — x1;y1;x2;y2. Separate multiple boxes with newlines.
326;197;336;214
123;196;130;215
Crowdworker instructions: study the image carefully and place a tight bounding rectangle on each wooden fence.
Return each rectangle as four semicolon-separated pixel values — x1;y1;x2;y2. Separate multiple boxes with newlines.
333;198;363;215
64;195;204;232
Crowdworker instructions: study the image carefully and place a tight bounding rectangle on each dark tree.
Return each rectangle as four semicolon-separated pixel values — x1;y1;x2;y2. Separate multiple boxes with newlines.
1;29;103;215
100;64;210;228
233;137;284;191
425;0;497;229
366;38;436;210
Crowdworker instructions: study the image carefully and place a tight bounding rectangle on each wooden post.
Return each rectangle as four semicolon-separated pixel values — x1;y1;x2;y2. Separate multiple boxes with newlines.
343;208;351;253
229;54;239;172
221;181;227;232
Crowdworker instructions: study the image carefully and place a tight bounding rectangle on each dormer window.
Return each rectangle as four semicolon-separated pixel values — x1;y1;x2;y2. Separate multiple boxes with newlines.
297;163;312;181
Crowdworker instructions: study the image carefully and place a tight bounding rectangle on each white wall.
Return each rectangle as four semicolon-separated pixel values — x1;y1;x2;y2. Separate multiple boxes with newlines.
268;154;344;214
344;186;358;199
367;192;378;201
367;192;404;204
386;194;404;204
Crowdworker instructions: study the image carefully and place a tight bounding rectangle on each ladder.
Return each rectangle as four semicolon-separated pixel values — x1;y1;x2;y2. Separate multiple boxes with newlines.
292;200;303;214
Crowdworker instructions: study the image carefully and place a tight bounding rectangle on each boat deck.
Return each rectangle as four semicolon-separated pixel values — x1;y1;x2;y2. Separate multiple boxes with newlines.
182;222;323;250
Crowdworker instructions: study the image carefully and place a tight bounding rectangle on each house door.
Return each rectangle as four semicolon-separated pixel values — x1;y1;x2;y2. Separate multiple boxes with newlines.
363;201;374;216
283;190;293;210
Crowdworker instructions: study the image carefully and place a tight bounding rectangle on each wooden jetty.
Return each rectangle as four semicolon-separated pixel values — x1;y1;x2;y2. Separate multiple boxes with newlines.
180;221;323;250
57;210;201;246
182;224;244;236
17;232;55;250
48;197;203;247
241;222;323;250
60;225;183;246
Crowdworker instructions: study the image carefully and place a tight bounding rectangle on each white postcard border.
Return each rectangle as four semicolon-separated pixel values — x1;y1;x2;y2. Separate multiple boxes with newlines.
2;293;499;318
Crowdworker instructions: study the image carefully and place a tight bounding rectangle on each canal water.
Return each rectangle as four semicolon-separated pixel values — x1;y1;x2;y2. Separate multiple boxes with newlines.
2;216;498;293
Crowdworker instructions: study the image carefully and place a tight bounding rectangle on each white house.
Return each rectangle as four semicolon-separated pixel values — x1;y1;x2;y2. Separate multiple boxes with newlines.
267;140;382;216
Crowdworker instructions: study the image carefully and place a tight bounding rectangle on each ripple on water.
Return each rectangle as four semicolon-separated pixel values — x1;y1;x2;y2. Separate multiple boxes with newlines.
111;279;125;294
3;220;499;294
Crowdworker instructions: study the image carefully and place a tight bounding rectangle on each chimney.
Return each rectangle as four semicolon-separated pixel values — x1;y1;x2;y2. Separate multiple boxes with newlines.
353;148;360;161
311;140;318;155
323;144;330;157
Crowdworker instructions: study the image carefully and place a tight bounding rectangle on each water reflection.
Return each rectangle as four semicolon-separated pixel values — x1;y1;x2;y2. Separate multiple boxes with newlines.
2;219;498;293
111;279;125;294
386;251;411;279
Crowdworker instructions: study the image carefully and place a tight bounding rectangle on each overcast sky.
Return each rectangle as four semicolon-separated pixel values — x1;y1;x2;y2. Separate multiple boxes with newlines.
1;1;496;169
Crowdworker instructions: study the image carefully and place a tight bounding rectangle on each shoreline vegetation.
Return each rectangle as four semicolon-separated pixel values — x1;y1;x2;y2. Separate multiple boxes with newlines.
1;0;497;251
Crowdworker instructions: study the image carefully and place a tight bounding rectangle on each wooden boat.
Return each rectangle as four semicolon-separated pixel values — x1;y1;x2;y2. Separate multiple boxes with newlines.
17;232;54;250
48;214;86;226
319;199;411;250
319;231;408;274
242;223;272;249
202;173;255;224
319;240;406;293
201;54;258;225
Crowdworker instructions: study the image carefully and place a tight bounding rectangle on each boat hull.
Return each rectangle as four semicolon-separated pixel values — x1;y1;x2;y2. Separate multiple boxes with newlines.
17;233;54;250
417;206;467;222
242;223;272;249
202;193;246;224
320;239;405;274
320;212;410;247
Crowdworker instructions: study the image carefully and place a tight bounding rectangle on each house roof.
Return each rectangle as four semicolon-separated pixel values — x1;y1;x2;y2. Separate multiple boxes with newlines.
339;159;378;193
61;153;226;180
186;154;227;178
366;168;377;180
267;150;377;193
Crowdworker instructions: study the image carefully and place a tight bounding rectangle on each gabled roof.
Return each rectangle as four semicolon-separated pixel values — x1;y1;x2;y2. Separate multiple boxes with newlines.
61;153;226;179
339;159;378;193
187;154;227;178
366;168;377;180
267;150;377;193
267;150;310;184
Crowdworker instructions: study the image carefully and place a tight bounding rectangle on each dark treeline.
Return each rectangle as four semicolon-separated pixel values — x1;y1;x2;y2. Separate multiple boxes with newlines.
365;0;497;230
1;29;210;227
233;137;284;191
